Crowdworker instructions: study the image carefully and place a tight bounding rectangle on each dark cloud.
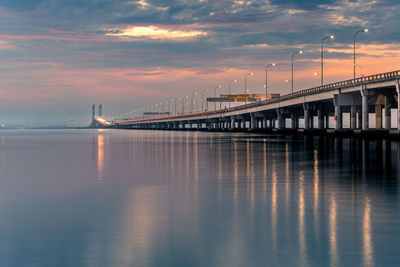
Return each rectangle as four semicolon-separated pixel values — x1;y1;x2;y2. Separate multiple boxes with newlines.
270;0;338;10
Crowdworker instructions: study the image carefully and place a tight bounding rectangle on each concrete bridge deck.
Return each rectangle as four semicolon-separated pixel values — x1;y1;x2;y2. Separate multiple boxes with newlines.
109;70;400;138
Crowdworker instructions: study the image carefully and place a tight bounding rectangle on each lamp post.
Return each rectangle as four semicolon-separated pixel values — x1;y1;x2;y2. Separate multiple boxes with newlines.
245;72;253;104
353;29;368;79
182;96;188;114
165;101;170;115
169;99;173;115
191;92;198;113
321;35;334;86
201;89;208;112
291;50;303;93
214;85;221;111
228;79;237;107
356;64;363;77
244;72;253;94
171;99;177;115
265;63;275;97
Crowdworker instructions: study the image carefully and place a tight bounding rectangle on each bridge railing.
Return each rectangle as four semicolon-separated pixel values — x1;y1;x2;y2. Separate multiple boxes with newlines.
116;70;399;124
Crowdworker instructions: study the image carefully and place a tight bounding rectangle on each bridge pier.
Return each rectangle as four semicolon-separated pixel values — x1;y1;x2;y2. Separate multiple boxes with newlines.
357;107;362;129
317;105;324;129
376;104;383;129
362;95;368;130
231;116;236;129
385;95;391;129
291;113;298;129
350;106;357;129
277;109;283;129
325;114;330;129
310;112;314;129
262;116;267;129
396;80;400;130
304;107;310;129
250;113;256;129
335;105;342;129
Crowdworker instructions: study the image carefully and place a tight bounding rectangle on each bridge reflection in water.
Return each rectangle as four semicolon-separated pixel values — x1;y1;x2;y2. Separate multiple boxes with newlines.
0;130;398;266
86;131;400;266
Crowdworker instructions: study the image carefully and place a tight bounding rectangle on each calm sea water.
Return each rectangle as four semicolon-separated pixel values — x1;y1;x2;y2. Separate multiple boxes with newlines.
0;129;399;267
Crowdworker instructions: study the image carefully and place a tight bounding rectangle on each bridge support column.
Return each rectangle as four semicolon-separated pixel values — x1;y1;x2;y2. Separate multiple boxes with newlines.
397;80;400;130
385;95;391;130
357;107;362;129
262;116;267;129
335;105;342;129
291;113;298;129
362;93;369;130
350;106;357;129
325;114;330;129
310;113;314;129
278;113;282;129
317;105;324;129
250;114;256;129
376;104;383;129
304;108;310;129
276;109;283;129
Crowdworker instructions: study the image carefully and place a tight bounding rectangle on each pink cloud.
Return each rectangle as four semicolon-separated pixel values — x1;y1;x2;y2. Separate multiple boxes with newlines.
0;33;106;42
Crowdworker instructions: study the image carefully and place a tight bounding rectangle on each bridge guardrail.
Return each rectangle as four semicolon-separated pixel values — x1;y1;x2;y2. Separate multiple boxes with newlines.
116;70;399;125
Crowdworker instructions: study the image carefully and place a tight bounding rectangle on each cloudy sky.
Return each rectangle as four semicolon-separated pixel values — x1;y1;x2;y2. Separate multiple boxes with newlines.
1;0;400;126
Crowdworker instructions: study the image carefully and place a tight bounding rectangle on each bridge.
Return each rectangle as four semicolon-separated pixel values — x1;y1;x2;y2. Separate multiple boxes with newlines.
102;70;400;137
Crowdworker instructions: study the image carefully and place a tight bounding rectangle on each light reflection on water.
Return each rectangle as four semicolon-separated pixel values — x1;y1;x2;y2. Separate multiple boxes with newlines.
0;129;399;267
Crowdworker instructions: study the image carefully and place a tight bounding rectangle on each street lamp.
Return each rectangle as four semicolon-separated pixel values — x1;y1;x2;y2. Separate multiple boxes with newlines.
356;64;363;77
353;28;368;79
265;63;276;97
191;92;198;113
201;89;208;112
170;99;174;115
291;50;303;93
165;100;170;115
228;79;237;95
321;35;334;86
214;84;221;111
228;79;237;107
245;72;253;104
182;96;188;113
244;72;253;94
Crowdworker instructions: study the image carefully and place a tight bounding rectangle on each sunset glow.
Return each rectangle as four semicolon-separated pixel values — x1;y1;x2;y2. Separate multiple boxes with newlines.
106;26;207;40
0;0;399;126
